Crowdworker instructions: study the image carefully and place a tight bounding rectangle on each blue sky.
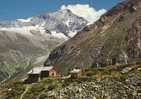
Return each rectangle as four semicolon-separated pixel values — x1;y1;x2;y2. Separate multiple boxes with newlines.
0;0;120;20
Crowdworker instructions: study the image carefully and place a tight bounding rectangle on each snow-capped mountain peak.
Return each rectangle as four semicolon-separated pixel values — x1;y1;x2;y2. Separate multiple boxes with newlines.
0;8;87;39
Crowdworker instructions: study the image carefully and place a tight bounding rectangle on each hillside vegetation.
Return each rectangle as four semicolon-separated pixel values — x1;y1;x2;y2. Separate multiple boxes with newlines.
0;63;141;99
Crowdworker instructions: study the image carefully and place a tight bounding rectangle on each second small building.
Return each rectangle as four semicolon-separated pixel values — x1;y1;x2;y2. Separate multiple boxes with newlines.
70;68;81;79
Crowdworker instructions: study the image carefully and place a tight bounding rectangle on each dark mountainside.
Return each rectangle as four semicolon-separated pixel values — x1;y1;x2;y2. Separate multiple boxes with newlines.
45;0;141;74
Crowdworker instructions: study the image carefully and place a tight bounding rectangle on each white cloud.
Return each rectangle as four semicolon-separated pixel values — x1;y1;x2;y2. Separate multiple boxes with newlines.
61;4;107;24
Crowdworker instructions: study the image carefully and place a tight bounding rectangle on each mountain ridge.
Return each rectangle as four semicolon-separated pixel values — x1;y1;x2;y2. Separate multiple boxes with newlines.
45;0;141;75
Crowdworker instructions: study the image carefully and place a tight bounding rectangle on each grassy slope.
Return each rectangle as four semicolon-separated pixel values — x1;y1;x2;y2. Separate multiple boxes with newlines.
0;63;141;99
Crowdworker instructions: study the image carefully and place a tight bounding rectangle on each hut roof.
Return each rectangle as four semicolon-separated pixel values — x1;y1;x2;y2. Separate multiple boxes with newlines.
28;66;54;74
41;66;54;71
70;68;81;73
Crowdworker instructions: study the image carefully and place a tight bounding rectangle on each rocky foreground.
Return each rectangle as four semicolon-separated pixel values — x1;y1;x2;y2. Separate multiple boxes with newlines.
47;78;141;99
0;63;141;99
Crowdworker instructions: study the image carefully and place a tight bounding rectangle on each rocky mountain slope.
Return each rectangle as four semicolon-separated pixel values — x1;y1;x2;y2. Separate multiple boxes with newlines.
45;0;141;74
0;9;87;81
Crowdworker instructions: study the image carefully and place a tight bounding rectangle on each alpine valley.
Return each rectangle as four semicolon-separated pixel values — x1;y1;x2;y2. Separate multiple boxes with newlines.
0;8;88;81
0;0;141;99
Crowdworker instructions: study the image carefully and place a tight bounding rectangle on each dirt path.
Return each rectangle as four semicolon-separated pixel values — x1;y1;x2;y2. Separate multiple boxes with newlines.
20;85;30;99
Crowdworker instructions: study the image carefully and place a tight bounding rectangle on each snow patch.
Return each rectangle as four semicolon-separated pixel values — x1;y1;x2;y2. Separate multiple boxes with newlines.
0;26;35;36
51;31;68;40
68;31;77;38
0;26;69;40
0;25;47;36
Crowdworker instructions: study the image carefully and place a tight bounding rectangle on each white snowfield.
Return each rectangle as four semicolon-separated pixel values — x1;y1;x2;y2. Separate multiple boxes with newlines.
0;26;69;40
0;26;37;36
51;31;68;39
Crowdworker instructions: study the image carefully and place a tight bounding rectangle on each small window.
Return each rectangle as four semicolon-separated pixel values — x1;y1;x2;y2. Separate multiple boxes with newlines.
51;72;54;76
